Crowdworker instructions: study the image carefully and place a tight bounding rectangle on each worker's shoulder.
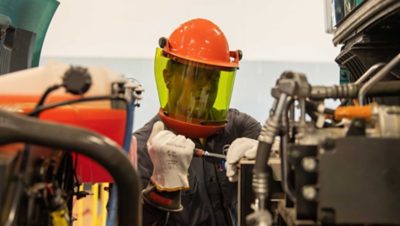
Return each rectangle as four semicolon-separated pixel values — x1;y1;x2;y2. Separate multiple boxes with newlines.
228;108;244;115
228;108;257;121
133;114;160;139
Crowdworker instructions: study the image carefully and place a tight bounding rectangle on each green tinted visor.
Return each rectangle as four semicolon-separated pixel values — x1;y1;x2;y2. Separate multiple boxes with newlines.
154;48;237;125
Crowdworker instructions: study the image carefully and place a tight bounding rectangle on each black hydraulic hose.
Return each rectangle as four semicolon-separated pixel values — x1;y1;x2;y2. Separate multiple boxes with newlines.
281;98;296;202
251;94;288;211
254;93;287;175
310;80;400;100
0;110;141;226
253;142;272;175
1;149;27;226
366;81;400;97
252;142;272;210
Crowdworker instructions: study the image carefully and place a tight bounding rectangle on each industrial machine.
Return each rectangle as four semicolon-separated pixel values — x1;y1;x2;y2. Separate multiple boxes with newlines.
241;1;400;226
0;62;144;226
0;0;145;225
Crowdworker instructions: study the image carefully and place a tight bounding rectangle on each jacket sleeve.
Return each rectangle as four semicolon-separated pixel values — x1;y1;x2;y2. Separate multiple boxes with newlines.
133;118;155;189
229;108;261;139
142;202;169;226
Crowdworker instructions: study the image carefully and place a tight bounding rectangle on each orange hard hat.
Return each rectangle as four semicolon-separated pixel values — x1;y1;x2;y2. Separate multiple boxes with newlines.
155;18;242;138
159;18;242;69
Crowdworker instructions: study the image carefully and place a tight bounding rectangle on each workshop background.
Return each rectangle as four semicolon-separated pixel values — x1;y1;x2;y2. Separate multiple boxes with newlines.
40;0;340;129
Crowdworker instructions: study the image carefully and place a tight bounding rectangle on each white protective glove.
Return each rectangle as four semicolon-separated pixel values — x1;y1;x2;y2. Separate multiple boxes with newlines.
147;121;195;191
225;137;258;182
225;137;281;182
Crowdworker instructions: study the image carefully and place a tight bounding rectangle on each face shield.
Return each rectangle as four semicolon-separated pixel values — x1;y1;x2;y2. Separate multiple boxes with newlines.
154;48;236;126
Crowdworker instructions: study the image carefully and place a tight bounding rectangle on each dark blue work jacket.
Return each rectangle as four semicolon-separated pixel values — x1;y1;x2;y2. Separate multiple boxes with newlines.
134;109;261;226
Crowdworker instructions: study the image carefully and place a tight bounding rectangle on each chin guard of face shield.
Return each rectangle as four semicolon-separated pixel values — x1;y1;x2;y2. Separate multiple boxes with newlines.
240;64;400;226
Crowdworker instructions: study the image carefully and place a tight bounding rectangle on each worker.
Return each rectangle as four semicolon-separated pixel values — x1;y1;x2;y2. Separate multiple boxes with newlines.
134;18;261;226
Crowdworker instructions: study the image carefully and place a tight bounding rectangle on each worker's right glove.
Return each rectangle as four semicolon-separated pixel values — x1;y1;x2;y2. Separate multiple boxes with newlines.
143;121;195;211
225;137;259;182
147;121;195;191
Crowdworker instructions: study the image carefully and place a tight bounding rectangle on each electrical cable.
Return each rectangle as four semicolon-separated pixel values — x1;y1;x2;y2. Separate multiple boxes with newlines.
27;95;126;116
32;84;63;117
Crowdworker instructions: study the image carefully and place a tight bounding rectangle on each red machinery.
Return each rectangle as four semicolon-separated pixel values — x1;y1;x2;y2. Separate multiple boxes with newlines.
0;62;142;182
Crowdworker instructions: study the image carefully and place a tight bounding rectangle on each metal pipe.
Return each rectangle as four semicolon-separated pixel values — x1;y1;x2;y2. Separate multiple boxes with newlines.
253;93;288;212
354;63;385;85
193;148;226;160
309;81;400;100
281;98;296;202
359;54;400;105
299;99;306;123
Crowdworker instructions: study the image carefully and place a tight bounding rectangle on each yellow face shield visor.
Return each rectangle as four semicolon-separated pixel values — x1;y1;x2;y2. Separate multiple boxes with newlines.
154;48;237;126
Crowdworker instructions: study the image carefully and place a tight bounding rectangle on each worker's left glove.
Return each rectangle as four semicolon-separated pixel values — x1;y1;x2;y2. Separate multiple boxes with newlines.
225;137;281;182
225;137;258;182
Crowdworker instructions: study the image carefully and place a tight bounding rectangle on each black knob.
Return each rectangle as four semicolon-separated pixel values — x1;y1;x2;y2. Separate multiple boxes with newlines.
237;49;243;61
62;66;92;95
159;37;167;48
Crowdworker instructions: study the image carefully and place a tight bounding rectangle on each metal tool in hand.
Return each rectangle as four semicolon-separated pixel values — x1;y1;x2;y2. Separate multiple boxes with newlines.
193;147;228;160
